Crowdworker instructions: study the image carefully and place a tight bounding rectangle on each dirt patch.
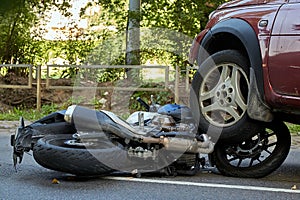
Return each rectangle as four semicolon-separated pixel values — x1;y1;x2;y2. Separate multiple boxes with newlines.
0;76;73;110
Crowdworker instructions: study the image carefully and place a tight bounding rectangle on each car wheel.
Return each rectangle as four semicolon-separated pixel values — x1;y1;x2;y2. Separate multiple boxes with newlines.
212;120;291;178
190;49;261;142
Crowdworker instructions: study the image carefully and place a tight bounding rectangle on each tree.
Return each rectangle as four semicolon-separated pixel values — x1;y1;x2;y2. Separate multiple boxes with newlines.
0;0;73;64
0;0;35;64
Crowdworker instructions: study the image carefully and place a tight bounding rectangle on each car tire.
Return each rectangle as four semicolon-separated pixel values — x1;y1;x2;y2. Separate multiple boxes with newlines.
190;49;261;142
212;120;291;178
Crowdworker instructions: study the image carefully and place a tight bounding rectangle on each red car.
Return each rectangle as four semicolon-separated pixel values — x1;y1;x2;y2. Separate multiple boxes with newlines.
189;0;300;177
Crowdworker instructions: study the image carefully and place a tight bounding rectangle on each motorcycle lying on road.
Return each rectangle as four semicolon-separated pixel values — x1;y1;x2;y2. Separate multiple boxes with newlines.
11;98;291;178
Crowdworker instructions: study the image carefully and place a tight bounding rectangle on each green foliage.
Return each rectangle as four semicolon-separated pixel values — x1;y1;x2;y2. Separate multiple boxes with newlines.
129;82;174;111
0;104;59;121
141;0;219;37
0;0;36;64
97;69;126;82
0;0;98;77
286;123;300;136
140;0;224;70
89;0;128;31
58;96;86;109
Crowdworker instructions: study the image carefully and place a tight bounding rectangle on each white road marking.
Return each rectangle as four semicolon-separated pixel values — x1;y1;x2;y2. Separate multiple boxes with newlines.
106;176;300;194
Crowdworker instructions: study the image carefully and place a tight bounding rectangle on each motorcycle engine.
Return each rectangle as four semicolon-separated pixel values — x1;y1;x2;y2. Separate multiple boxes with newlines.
126;104;199;175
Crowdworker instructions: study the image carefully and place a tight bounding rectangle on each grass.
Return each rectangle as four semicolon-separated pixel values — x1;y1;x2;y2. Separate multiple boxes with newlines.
0;104;59;121
1;106;300;136
286;123;300;136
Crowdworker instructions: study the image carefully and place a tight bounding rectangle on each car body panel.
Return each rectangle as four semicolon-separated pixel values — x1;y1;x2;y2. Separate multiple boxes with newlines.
205;5;280;34
268;4;300;97
218;0;287;9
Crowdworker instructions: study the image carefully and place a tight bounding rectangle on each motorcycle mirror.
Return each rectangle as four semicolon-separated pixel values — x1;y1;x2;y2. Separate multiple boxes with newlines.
20;117;25;128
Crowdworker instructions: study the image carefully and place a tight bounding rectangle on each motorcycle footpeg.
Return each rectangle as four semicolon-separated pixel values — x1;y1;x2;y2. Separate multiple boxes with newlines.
13;151;24;170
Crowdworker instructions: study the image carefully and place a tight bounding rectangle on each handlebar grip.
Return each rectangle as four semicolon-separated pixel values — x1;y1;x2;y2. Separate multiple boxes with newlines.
136;97;150;111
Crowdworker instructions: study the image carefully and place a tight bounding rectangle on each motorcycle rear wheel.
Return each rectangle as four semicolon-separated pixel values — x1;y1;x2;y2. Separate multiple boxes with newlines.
33;134;117;176
212;120;291;178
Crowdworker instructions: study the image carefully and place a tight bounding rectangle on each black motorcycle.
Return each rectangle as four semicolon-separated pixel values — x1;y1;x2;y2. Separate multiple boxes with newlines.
11;101;214;176
11;100;290;178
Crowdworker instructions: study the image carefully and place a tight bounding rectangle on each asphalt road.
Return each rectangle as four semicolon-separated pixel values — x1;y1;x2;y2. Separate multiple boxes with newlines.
1;131;300;200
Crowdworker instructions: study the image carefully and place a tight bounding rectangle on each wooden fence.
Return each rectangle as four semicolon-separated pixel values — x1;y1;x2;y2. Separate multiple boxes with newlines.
0;64;192;110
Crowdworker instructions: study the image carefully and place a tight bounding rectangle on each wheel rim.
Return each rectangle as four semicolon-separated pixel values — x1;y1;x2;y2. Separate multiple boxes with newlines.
222;128;277;168
199;63;249;127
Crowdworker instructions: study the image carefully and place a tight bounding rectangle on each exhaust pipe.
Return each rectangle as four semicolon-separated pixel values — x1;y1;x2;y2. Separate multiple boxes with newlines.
142;134;214;154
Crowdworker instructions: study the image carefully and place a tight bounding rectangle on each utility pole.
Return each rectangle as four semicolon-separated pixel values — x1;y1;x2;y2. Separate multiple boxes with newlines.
126;0;141;80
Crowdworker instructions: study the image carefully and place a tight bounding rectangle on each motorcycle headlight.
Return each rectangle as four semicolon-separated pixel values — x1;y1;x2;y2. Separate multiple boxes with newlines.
64;105;77;123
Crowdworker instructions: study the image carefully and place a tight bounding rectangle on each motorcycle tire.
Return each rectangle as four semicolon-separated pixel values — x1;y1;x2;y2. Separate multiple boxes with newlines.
212;120;291;178
33;134;116;176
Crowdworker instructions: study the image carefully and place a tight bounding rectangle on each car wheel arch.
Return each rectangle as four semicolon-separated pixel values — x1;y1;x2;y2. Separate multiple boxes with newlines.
198;19;263;95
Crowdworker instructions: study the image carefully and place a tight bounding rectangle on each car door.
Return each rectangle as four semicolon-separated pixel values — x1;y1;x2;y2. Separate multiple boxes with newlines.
268;2;300;97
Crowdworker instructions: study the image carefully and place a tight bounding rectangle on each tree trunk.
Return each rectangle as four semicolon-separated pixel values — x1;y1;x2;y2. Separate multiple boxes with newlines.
125;0;141;81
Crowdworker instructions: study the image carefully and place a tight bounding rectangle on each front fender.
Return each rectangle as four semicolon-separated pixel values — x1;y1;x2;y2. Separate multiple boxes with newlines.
200;18;264;98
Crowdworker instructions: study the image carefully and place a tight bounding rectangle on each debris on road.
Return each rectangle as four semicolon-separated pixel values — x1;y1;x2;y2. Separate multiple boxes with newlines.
52;178;60;184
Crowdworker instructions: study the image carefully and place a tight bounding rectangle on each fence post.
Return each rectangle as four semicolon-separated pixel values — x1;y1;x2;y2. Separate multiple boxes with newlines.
29;65;33;88
175;66;179;104
165;66;169;90
186;65;190;92
36;65;41;110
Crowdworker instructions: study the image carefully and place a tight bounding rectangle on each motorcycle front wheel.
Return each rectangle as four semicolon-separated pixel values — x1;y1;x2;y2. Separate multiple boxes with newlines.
212;120;291;178
33;134;117;176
